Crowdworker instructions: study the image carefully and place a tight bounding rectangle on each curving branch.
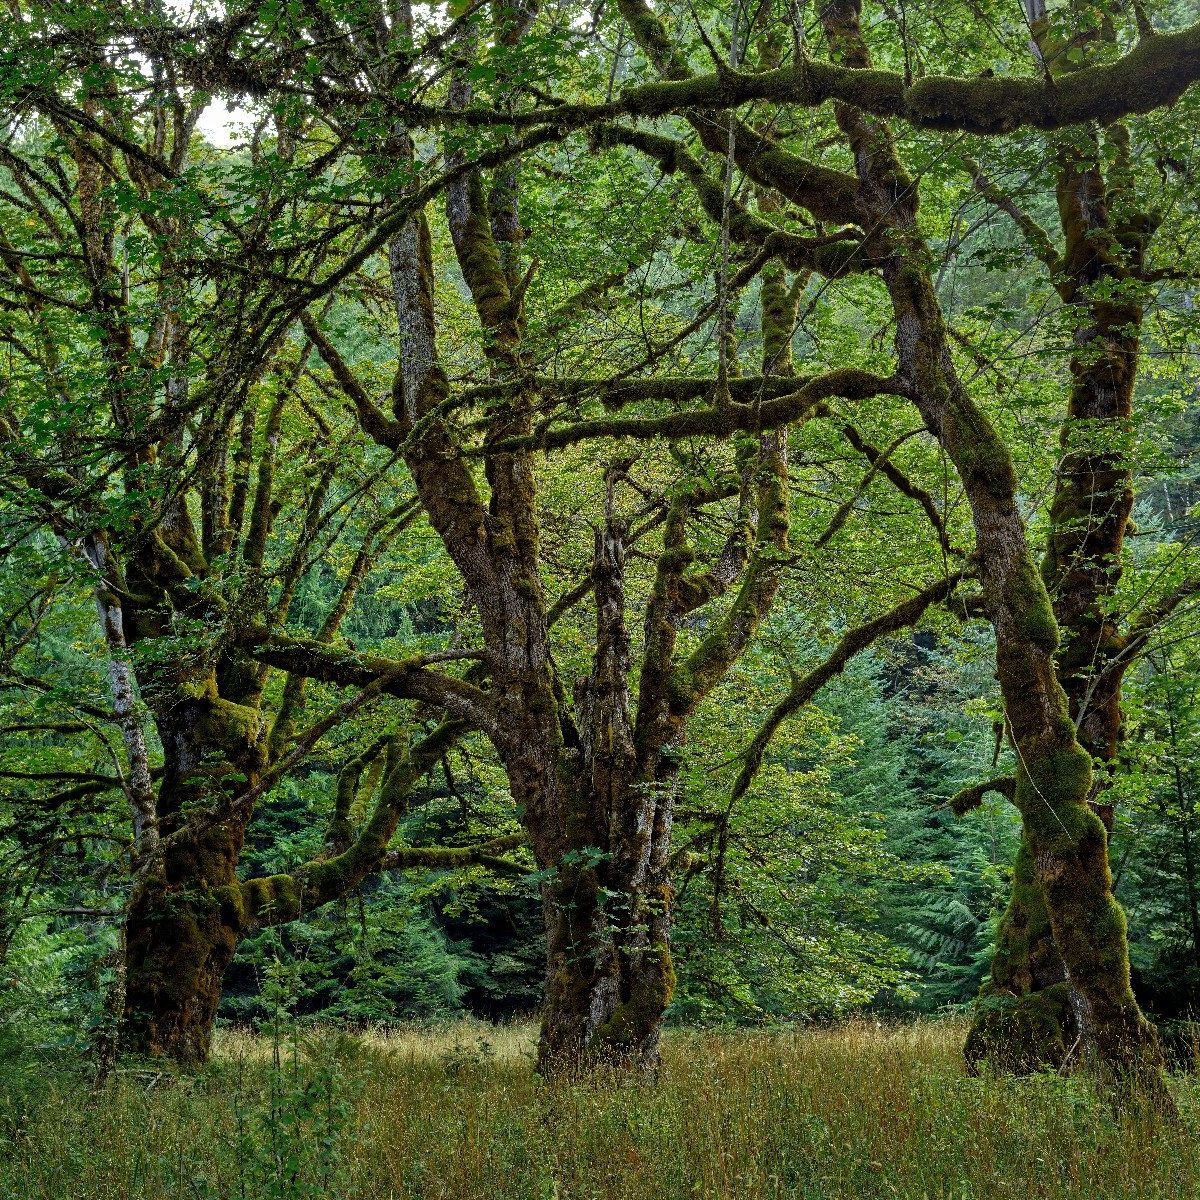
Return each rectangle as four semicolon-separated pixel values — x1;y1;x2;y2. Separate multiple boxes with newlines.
461;373;814;410
225;719;526;928
594;125;870;279
1123;574;1200;658
814;428;923;550
300;311;403;447
835;419;958;557
963;156;1061;273
614;25;1200;134
491;369;906;452
946;775;1016;816
242;628;496;734
387;21;1200;139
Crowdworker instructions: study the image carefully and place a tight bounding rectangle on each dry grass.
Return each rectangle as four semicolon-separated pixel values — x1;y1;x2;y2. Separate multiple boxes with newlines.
2;1018;1196;1199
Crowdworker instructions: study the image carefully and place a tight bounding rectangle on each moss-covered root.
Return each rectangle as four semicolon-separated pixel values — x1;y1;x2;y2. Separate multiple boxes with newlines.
964;984;1076;1076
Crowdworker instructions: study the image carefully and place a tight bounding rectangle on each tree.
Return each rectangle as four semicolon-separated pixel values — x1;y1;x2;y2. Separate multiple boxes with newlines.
581;0;1190;1089
0;15;521;1063
947;0;1200;1071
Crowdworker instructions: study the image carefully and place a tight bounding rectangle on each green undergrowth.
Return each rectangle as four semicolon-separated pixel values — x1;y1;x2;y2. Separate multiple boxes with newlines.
1;1019;1197;1200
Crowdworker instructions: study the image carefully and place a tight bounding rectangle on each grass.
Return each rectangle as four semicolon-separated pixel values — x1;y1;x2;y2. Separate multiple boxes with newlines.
1;1018;1197;1199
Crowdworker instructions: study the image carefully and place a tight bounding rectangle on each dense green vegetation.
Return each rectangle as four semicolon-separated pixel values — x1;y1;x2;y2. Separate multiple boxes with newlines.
6;1022;1200;1200
2;0;1200;1190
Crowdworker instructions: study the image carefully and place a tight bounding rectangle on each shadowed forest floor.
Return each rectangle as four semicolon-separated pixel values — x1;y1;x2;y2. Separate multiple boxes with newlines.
2;1020;1197;1200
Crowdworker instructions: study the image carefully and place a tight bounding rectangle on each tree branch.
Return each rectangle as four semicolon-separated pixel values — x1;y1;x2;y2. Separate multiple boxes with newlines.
945;775;1016;816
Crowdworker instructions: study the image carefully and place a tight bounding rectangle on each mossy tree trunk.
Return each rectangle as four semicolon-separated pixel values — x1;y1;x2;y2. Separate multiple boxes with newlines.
121;690;263;1062
536;431;789;1070
816;0;1165;1089
975;165;1143;1059
539;866;676;1071
969;4;1159;1070
122;831;247;1064
347;6;799;1074
120;693;483;1061
537;512;675;1070
0;97;469;1067
600;7;1158;1079
963;831;1076;1073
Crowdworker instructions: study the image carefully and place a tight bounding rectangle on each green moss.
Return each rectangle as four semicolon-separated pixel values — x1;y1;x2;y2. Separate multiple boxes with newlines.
192;695;265;763
215;883;249;929
987;835;1058;996
241;873;304;924
1015;745;1095;854
1002;560;1060;654
123;876;244;1062
593;943;677;1055
964;984;1075;1076
947;775;1014;816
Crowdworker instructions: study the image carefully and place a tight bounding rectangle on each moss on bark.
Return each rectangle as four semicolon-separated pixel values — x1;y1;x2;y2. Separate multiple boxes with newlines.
964;984;1076;1075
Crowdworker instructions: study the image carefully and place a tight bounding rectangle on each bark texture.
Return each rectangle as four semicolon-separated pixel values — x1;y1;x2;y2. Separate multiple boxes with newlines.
121;689;264;1062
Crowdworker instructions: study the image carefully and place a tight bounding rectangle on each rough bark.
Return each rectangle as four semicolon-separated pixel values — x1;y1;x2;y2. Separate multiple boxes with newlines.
374;112;798;1065
1043;127;1146;769
608;21;1200;135
120;707;495;1060
2;15;544;1069
121;689;264;1062
538;509;674;1069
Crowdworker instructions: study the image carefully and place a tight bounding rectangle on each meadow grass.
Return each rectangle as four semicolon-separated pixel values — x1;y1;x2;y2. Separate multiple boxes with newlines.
1;1018;1196;1200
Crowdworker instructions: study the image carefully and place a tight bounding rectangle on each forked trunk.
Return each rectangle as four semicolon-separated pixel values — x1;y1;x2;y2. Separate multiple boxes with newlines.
535;519;679;1073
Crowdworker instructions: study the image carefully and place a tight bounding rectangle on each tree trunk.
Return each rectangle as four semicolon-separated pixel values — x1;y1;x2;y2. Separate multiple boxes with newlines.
121;823;246;1063
120;691;262;1062
964;832;1075;1074
817;0;1164;1092
970;111;1150;1073
535;518;677;1071
539;872;675;1071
